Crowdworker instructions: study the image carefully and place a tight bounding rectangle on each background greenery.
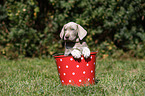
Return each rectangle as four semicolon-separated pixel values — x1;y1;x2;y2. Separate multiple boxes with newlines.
0;0;145;59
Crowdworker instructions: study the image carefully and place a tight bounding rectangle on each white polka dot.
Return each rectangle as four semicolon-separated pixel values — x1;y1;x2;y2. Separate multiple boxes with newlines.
93;78;95;80
94;62;95;65
81;57;83;60
72;72;75;75
59;73;60;75
60;59;62;61
86;63;89;66
63;73;66;75
62;80;64;82
69;80;71;83
76;65;79;68
58;66;60;69
66;65;68;68
83;71;86;74
91;70;93;73
90;56;92;59
70;58;73;61
79;79;82;82
88;78;90;81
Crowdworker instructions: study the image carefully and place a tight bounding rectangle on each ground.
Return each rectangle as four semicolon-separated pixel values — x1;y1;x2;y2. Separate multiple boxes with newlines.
0;57;144;95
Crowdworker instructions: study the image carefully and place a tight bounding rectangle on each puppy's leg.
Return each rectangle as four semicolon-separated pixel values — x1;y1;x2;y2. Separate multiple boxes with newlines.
71;49;81;59
82;47;90;58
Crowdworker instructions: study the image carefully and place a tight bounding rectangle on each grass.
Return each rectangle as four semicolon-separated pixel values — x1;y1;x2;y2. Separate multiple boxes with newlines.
0;57;145;96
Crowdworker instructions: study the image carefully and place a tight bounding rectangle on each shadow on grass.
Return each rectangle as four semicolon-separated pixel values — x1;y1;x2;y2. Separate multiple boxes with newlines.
95;79;100;84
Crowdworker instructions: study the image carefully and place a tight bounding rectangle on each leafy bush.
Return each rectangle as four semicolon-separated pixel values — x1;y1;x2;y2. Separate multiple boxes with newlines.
0;0;144;59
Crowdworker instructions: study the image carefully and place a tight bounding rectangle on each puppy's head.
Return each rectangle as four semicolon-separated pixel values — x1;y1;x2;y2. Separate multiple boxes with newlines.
60;22;87;41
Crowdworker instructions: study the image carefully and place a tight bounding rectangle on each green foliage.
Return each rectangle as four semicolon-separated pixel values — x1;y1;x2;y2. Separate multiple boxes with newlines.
0;0;145;59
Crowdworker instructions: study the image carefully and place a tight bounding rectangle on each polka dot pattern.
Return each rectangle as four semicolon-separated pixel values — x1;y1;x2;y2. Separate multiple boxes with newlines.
54;52;98;86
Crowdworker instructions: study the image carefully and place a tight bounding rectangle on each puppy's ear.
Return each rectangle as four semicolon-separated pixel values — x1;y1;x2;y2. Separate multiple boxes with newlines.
60;25;65;39
77;24;87;40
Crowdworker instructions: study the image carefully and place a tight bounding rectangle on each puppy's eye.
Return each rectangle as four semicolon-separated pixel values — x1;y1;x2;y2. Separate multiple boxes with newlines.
71;28;74;30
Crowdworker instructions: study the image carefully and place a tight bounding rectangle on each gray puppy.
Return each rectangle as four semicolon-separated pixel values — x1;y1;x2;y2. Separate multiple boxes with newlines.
60;22;90;59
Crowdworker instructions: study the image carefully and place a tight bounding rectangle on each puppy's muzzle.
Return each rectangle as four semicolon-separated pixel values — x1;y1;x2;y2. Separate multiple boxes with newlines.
64;34;70;40
65;35;69;39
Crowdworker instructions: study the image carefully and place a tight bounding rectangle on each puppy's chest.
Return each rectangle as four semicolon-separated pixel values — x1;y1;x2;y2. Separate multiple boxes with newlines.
65;42;83;49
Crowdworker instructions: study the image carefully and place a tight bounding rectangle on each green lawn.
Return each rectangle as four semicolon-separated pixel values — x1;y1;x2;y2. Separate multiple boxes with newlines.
0;57;144;95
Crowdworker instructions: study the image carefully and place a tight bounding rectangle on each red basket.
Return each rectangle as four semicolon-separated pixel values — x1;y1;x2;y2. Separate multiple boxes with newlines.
53;52;98;86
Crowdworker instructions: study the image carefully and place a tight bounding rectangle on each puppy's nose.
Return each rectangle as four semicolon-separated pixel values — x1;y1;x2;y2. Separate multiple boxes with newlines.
65;34;69;39
65;36;69;39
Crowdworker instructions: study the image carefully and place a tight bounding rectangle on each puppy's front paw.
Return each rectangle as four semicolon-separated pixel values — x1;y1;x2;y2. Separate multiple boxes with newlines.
82;47;90;58
71;49;81;59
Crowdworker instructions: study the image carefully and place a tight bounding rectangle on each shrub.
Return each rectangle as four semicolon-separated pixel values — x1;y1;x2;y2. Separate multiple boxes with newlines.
0;0;144;59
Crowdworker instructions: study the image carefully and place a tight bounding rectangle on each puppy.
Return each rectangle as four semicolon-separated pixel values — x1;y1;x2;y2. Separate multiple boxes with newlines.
60;22;90;59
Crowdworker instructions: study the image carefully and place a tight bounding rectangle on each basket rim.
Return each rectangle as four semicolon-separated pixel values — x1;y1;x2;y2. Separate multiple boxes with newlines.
53;51;98;58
